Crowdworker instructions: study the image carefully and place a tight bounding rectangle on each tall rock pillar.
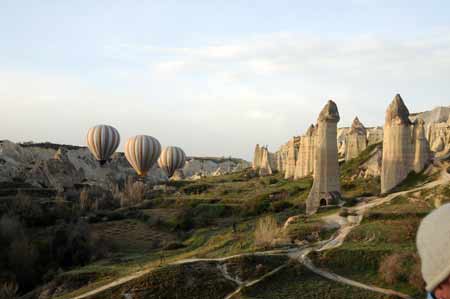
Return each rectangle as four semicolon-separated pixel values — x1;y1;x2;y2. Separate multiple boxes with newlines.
345;117;368;161
412;118;431;173
252;144;261;169
259;146;273;176
381;94;414;193
306;100;341;215
294;124;315;179
284;138;299;179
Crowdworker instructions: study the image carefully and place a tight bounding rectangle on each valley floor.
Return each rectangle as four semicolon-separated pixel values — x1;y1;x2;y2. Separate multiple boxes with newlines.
60;161;450;299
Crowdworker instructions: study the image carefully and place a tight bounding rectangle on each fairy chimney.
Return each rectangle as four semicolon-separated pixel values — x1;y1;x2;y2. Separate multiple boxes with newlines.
306;100;341;215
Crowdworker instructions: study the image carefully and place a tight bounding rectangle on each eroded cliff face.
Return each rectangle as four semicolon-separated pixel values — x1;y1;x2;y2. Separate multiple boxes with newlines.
412;119;431;173
294;125;315;179
252;144;262;169
306;100;341;215
251;97;445;192
0;141;250;189
256;121;383;180
259;147;273;176
284;137;300;179
427;118;450;158
366;127;384;145
0;141;140;190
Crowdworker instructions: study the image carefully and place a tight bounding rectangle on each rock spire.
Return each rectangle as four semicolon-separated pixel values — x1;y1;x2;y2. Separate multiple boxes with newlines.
294;124;315;179
345;117;368;161
381;94;413;193
306;100;341;215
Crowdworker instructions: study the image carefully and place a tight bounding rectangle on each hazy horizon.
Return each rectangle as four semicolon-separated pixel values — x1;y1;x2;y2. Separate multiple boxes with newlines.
2;1;450;160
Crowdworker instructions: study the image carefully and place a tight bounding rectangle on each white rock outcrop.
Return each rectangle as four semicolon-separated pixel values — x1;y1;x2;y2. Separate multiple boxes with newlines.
259;147;273;176
0;141;249;188
252;144;262;169
412;118;431;173
284;137;299;179
294;124;315;179
366;127;384;146
344;117;367;161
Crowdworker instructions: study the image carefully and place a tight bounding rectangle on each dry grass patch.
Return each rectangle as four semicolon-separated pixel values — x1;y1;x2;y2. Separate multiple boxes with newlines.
254;215;283;248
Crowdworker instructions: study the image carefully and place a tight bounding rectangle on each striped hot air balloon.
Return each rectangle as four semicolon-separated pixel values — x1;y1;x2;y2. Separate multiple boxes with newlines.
158;146;186;178
86;125;120;165
125;135;161;176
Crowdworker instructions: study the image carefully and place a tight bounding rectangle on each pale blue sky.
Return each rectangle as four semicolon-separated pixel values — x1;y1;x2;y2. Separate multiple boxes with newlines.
1;1;450;159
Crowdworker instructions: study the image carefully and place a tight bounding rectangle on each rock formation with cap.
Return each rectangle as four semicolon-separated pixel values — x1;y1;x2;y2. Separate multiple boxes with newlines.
284;137;299;179
259;146;273;176
345;117;368;161
306;100;341;215
252;144;262;170
412;118;431;173
381;94;415;193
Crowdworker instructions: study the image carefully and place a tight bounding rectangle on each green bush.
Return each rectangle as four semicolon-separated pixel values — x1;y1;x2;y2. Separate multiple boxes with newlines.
164;242;186;250
191;204;231;226
181;183;212;195
270;200;293;212
242;194;270;216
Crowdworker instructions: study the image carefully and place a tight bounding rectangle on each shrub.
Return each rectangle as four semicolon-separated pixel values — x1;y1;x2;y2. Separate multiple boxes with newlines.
180;183;211;195
113;177;146;207
269;200;293;212
164;242;186;250
254;215;281;248
10;191;43;226
268;177;279;185
378;252;423;290
79;188;93;211
173;208;195;231
8;235;38;290
0;215;23;241
0;281;18;299
242;194;270;216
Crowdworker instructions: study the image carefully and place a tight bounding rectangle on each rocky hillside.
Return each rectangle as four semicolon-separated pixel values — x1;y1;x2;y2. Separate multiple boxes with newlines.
0;140;250;191
254;105;450;179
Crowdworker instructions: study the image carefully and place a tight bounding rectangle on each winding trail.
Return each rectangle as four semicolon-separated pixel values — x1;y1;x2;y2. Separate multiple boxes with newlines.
73;161;450;299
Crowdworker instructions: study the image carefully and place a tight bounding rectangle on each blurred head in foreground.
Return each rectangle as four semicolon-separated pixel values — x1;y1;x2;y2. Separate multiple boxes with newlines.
417;204;450;299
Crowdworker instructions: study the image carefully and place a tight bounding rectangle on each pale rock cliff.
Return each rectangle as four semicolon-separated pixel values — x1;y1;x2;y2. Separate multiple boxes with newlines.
259;146;273;176
337;127;351;158
294;124;315;179
284;137;300;179
427;118;450;158
412;118;431;173
181;157;250;179
252;144;262;169
0;141;250;188
366;127;384;145
345;117;368;161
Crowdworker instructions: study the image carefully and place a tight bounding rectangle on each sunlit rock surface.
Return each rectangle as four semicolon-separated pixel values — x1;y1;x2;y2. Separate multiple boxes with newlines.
306;100;341;215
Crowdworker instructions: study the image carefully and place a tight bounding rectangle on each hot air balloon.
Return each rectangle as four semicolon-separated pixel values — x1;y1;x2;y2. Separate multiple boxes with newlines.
86;125;120;165
158;146;186;178
125;135;161;176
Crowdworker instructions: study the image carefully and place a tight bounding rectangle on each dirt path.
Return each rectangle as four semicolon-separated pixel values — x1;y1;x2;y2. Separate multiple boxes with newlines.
287;161;450;299
301;255;413;299
74;162;450;299
72;250;287;299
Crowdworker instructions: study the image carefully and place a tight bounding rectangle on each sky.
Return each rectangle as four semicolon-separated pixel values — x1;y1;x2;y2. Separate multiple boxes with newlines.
1;1;450;160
